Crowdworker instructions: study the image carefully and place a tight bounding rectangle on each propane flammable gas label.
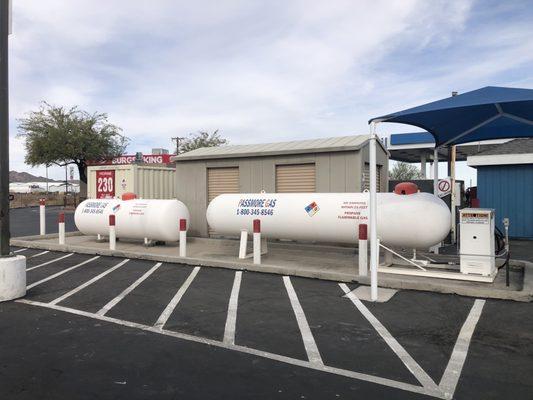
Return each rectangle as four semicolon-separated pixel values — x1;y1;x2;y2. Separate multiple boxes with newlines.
338;201;367;220
305;201;319;217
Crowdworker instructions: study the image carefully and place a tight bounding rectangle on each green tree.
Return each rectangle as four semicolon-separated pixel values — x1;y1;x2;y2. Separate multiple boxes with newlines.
18;102;128;184
179;129;228;154
389;161;422;180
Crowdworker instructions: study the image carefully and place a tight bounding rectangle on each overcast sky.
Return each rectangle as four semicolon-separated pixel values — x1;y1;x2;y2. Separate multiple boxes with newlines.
8;0;533;183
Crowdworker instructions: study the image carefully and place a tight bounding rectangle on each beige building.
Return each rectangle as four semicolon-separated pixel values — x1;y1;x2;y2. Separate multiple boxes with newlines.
173;135;389;237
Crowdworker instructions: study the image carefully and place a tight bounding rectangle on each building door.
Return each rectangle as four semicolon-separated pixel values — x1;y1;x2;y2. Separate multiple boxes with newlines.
275;163;316;193
207;167;239;235
363;163;382;192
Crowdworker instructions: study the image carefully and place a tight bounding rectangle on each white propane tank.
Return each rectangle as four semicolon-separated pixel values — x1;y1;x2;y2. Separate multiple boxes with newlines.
206;192;450;249
75;198;190;242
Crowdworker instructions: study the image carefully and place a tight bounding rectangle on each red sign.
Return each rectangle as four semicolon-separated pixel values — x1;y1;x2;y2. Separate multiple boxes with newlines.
96;170;115;199
88;154;173;166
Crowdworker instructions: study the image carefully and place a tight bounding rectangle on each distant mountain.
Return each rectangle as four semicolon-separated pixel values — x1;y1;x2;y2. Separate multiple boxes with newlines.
9;171;60;183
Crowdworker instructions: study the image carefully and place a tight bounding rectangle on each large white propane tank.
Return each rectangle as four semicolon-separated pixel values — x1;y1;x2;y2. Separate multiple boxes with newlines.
206;192;450;249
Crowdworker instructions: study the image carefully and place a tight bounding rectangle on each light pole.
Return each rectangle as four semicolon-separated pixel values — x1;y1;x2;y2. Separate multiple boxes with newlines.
171;136;185;155
0;0;26;302
0;0;10;256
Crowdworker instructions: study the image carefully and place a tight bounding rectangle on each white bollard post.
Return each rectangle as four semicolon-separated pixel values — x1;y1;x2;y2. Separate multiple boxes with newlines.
109;215;116;251
58;212;65;245
239;229;248;259
253;219;261;265
39;198;46;235
358;223;368;276
179;219;187;257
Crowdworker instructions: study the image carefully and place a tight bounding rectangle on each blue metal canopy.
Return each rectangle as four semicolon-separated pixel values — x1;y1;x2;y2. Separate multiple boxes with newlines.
370;86;533;146
390;132;434;146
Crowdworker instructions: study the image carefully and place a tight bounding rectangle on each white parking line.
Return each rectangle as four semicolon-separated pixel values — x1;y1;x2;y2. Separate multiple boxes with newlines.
29;251;50;258
439;299;485;400
223;271;242;345
48;259;130;306
27;256;100;289
339;283;440;392
27;253;74;271
17;298;446;399
97;262;162;316
13;248;28;253
283;276;323;366
153;266;201;330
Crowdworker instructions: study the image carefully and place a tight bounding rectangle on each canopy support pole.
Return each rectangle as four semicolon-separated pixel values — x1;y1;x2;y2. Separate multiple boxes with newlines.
420;154;427;179
450;145;456;243
369;122;379;302
433;147;439;195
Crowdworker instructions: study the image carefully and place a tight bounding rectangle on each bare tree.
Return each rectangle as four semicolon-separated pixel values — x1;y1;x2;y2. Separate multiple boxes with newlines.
179;130;228;154
389;161;422;180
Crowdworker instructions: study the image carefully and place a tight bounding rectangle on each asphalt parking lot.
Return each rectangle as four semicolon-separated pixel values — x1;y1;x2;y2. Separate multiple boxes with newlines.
1;246;532;400
9;206;76;237
2;208;533;399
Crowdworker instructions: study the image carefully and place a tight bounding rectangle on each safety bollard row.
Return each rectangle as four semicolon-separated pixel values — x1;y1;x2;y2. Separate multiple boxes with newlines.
39;198;46;235
253;219;261;265
104;215;188;254
58;212;65;245
179;218;187;257
109;214;116;251
358;223;368;276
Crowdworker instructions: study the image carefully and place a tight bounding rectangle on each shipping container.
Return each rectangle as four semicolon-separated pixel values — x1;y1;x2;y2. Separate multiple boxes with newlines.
87;164;176;200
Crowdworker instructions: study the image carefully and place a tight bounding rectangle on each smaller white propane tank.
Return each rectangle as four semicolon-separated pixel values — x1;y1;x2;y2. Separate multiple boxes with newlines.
75;198;190;242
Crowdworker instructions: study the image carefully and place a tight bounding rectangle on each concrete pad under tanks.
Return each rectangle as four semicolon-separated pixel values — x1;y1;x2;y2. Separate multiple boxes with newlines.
13;232;359;282
11;233;533;302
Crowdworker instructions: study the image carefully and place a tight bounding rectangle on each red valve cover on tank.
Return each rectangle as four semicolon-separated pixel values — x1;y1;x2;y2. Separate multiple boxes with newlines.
121;192;137;201
394;182;419;195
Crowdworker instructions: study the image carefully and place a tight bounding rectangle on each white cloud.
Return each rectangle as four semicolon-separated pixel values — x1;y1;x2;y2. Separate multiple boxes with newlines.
7;0;533;185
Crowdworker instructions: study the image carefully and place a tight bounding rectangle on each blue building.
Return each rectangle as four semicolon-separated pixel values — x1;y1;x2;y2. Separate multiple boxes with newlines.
468;138;533;239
